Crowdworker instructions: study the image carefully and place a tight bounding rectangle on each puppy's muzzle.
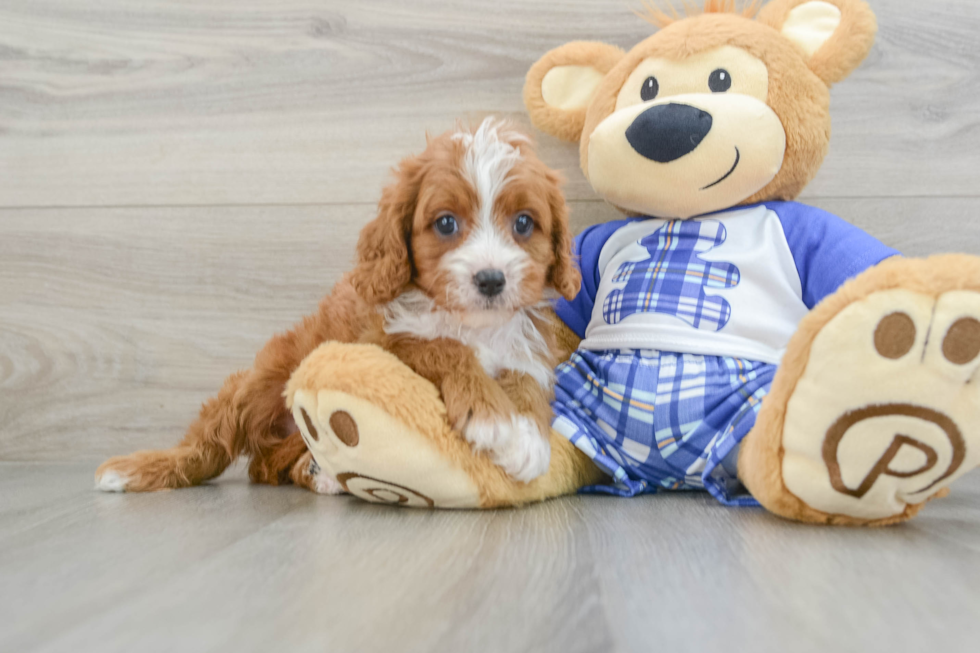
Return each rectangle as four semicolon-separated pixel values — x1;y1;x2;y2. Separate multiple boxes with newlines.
473;268;506;298
626;103;713;163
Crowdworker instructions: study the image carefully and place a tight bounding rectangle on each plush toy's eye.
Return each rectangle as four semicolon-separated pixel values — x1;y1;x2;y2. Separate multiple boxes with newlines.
640;76;659;102
434;214;458;236
709;69;732;93
514;214;534;237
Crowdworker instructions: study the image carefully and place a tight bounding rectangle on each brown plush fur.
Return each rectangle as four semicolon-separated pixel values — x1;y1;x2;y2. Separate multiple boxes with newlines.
757;0;877;86
635;0;763;29
524;41;627;144
96;124;579;493
738;254;980;526
525;0;877;213
284;340;608;507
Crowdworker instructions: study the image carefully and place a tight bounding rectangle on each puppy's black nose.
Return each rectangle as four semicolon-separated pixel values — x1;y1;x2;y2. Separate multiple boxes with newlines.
474;269;506;298
626;103;713;163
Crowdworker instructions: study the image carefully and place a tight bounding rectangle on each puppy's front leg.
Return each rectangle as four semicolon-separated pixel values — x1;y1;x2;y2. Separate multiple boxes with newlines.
495;369;554;481
384;336;545;482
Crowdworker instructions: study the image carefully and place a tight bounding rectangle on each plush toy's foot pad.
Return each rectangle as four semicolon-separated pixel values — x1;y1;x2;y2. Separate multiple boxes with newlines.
290;388;481;508
780;288;980;522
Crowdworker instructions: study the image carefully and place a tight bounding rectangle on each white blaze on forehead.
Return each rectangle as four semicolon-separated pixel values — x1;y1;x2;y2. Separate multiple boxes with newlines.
445;118;532;310
452;117;527;226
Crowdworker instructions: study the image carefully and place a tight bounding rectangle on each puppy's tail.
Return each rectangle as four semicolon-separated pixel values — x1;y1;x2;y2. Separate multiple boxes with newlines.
95;370;252;492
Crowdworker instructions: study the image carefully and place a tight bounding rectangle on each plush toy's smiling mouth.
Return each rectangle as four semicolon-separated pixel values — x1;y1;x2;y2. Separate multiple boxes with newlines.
701;147;740;191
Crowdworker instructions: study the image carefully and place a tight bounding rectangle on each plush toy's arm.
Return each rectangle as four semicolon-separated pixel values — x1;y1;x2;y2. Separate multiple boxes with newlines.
383;334;516;432
548;312;582;362
770;201;901;308
553;217;637;339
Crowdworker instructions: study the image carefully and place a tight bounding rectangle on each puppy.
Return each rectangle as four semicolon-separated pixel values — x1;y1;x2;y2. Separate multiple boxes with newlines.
95;117;580;493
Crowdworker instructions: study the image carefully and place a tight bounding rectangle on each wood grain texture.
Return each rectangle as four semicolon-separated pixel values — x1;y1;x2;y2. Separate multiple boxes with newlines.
1;0;979;206
3;198;979;462
1;2;980;650
0;463;977;653
0;201;614;461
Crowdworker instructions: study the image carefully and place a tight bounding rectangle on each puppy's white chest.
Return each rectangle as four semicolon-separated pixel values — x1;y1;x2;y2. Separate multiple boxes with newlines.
470;336;546;386
382;292;553;388
457;318;553;388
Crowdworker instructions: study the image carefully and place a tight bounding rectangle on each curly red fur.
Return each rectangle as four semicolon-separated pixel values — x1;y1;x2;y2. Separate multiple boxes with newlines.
96;120;577;493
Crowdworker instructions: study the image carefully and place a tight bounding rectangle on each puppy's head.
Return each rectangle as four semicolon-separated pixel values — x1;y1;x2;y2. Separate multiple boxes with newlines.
350;118;580;323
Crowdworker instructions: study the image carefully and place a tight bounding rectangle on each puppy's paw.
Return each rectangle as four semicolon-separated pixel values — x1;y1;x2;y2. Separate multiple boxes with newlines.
463;416;515;453
490;416;552;483
290;454;345;495
95;469;131;493
310;460;345;495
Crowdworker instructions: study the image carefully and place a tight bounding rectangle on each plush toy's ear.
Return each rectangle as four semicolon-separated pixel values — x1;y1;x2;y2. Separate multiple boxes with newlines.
758;0;877;86
523;42;625;142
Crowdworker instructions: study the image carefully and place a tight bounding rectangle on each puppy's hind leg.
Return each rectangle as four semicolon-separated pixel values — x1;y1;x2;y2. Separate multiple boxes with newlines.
96;370;249;492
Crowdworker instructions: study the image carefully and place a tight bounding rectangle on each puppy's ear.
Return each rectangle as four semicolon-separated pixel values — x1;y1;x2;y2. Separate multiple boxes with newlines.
545;170;581;302
350;156;422;305
524;42;625;143
759;0;876;86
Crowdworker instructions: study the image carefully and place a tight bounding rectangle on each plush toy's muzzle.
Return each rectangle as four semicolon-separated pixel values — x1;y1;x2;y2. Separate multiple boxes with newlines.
587;92;786;218
625;103;714;163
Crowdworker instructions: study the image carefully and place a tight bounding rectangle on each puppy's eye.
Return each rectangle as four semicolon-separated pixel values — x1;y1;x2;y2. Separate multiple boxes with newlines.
434;214;458;236
640;76;659;102
514;214;534;237
708;69;732;93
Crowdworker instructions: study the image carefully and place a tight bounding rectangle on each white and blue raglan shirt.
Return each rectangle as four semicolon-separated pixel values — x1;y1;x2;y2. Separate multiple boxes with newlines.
550;201;900;503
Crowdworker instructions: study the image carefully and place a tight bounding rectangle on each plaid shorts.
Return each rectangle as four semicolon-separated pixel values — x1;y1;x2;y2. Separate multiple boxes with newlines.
551;349;776;506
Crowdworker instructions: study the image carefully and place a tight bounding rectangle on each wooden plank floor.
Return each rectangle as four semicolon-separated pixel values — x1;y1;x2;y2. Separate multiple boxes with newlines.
1;1;980;651
2;464;979;652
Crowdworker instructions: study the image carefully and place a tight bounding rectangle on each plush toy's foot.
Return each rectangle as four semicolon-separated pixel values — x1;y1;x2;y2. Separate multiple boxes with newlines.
740;255;980;525
284;342;605;508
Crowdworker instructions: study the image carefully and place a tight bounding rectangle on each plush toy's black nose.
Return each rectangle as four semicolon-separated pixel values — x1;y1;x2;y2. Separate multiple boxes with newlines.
474;269;506;297
625;103;713;163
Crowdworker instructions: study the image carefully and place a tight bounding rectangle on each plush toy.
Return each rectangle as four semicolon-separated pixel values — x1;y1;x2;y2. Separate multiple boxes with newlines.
287;0;980;524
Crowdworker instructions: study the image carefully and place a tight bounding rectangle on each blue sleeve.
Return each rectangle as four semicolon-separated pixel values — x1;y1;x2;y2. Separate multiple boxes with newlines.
767;201;900;309
553;218;637;338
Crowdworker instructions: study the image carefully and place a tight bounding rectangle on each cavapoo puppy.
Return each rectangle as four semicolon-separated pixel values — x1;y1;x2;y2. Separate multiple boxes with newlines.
96;117;581;493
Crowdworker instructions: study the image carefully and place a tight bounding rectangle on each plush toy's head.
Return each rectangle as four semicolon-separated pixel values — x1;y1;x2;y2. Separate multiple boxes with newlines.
524;0;876;219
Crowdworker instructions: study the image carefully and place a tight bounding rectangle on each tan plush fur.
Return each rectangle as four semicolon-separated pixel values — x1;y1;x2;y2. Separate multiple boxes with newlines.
517;1;978;523
523;42;626;143
635;0;763;29
97;122;580;493
525;0;877;214
738;254;980;526
285;340;607;507
757;0;877;86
